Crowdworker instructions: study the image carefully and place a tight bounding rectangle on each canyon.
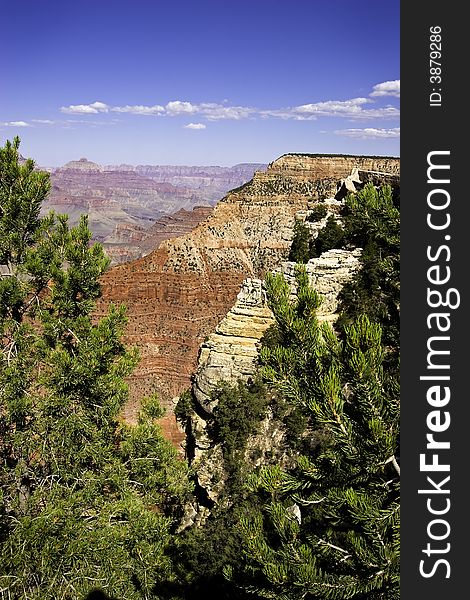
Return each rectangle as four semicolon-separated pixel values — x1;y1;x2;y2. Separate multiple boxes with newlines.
42;159;265;264
95;153;400;445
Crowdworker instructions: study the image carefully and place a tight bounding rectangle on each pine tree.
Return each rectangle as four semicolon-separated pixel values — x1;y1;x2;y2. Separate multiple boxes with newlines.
288;220;311;264
337;183;400;354
0;138;192;599
231;267;400;599
310;215;345;258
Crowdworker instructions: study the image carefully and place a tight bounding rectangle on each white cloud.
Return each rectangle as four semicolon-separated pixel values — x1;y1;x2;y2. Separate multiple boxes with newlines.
184;123;206;130
89;101;109;112
165;101;198;115
61;101;109;114
57;82;399;124
31;119;55;124
166;101;253;120
295;98;370;116
1;121;31;127
371;80;400;98
335;127;400;139
61;105;98;114
112;104;165;115
261;97;399;121
199;103;254;120
60;99;255;121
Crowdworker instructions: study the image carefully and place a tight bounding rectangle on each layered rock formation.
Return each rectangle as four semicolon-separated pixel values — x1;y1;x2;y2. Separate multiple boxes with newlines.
185;164;398;513
192;247;361;415
274;153;400;177
43;160;265;264
182;249;361;517
192;279;275;413
277;249;363;323
96;154;400;446
104;206;213;264
130;163;268;203
188;246;361;468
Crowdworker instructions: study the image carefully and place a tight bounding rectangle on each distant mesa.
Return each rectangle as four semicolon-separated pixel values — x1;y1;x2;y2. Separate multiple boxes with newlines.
61;158;103;171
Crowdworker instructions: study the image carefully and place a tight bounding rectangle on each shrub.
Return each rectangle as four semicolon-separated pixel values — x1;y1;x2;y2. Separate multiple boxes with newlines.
288;220;311;263
175;389;195;427
307;203;328;222
310;215;345;257
207;380;269;481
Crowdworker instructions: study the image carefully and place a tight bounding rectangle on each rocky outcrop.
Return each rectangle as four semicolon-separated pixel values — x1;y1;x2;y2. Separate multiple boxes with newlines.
96;154;399;448
277;249;362;323
193;279;275;413
62;158;102;171
192;248;361;413
186;247;361;515
273;153;400;177
190;249;359;401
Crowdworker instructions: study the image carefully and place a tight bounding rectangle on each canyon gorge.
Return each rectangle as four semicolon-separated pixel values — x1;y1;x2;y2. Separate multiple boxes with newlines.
94;153;400;445
41;159;265;264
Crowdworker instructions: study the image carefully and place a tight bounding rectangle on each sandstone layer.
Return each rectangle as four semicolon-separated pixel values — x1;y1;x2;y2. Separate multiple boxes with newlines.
192;248;361;415
192;279;275;413
190;248;359;416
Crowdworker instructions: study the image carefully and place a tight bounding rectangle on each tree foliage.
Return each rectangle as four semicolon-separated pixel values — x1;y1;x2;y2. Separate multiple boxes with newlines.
307;204;328;222
0;138;192;599
288;220;310;264
178;183;401;600
208;380;269;475
228;267;400;599
0;139;400;599
286;183;400;358
337;183;400;355
310;216;345;258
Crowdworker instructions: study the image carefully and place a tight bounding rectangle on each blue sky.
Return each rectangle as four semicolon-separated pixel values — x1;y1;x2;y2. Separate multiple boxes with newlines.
1;0;400;166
